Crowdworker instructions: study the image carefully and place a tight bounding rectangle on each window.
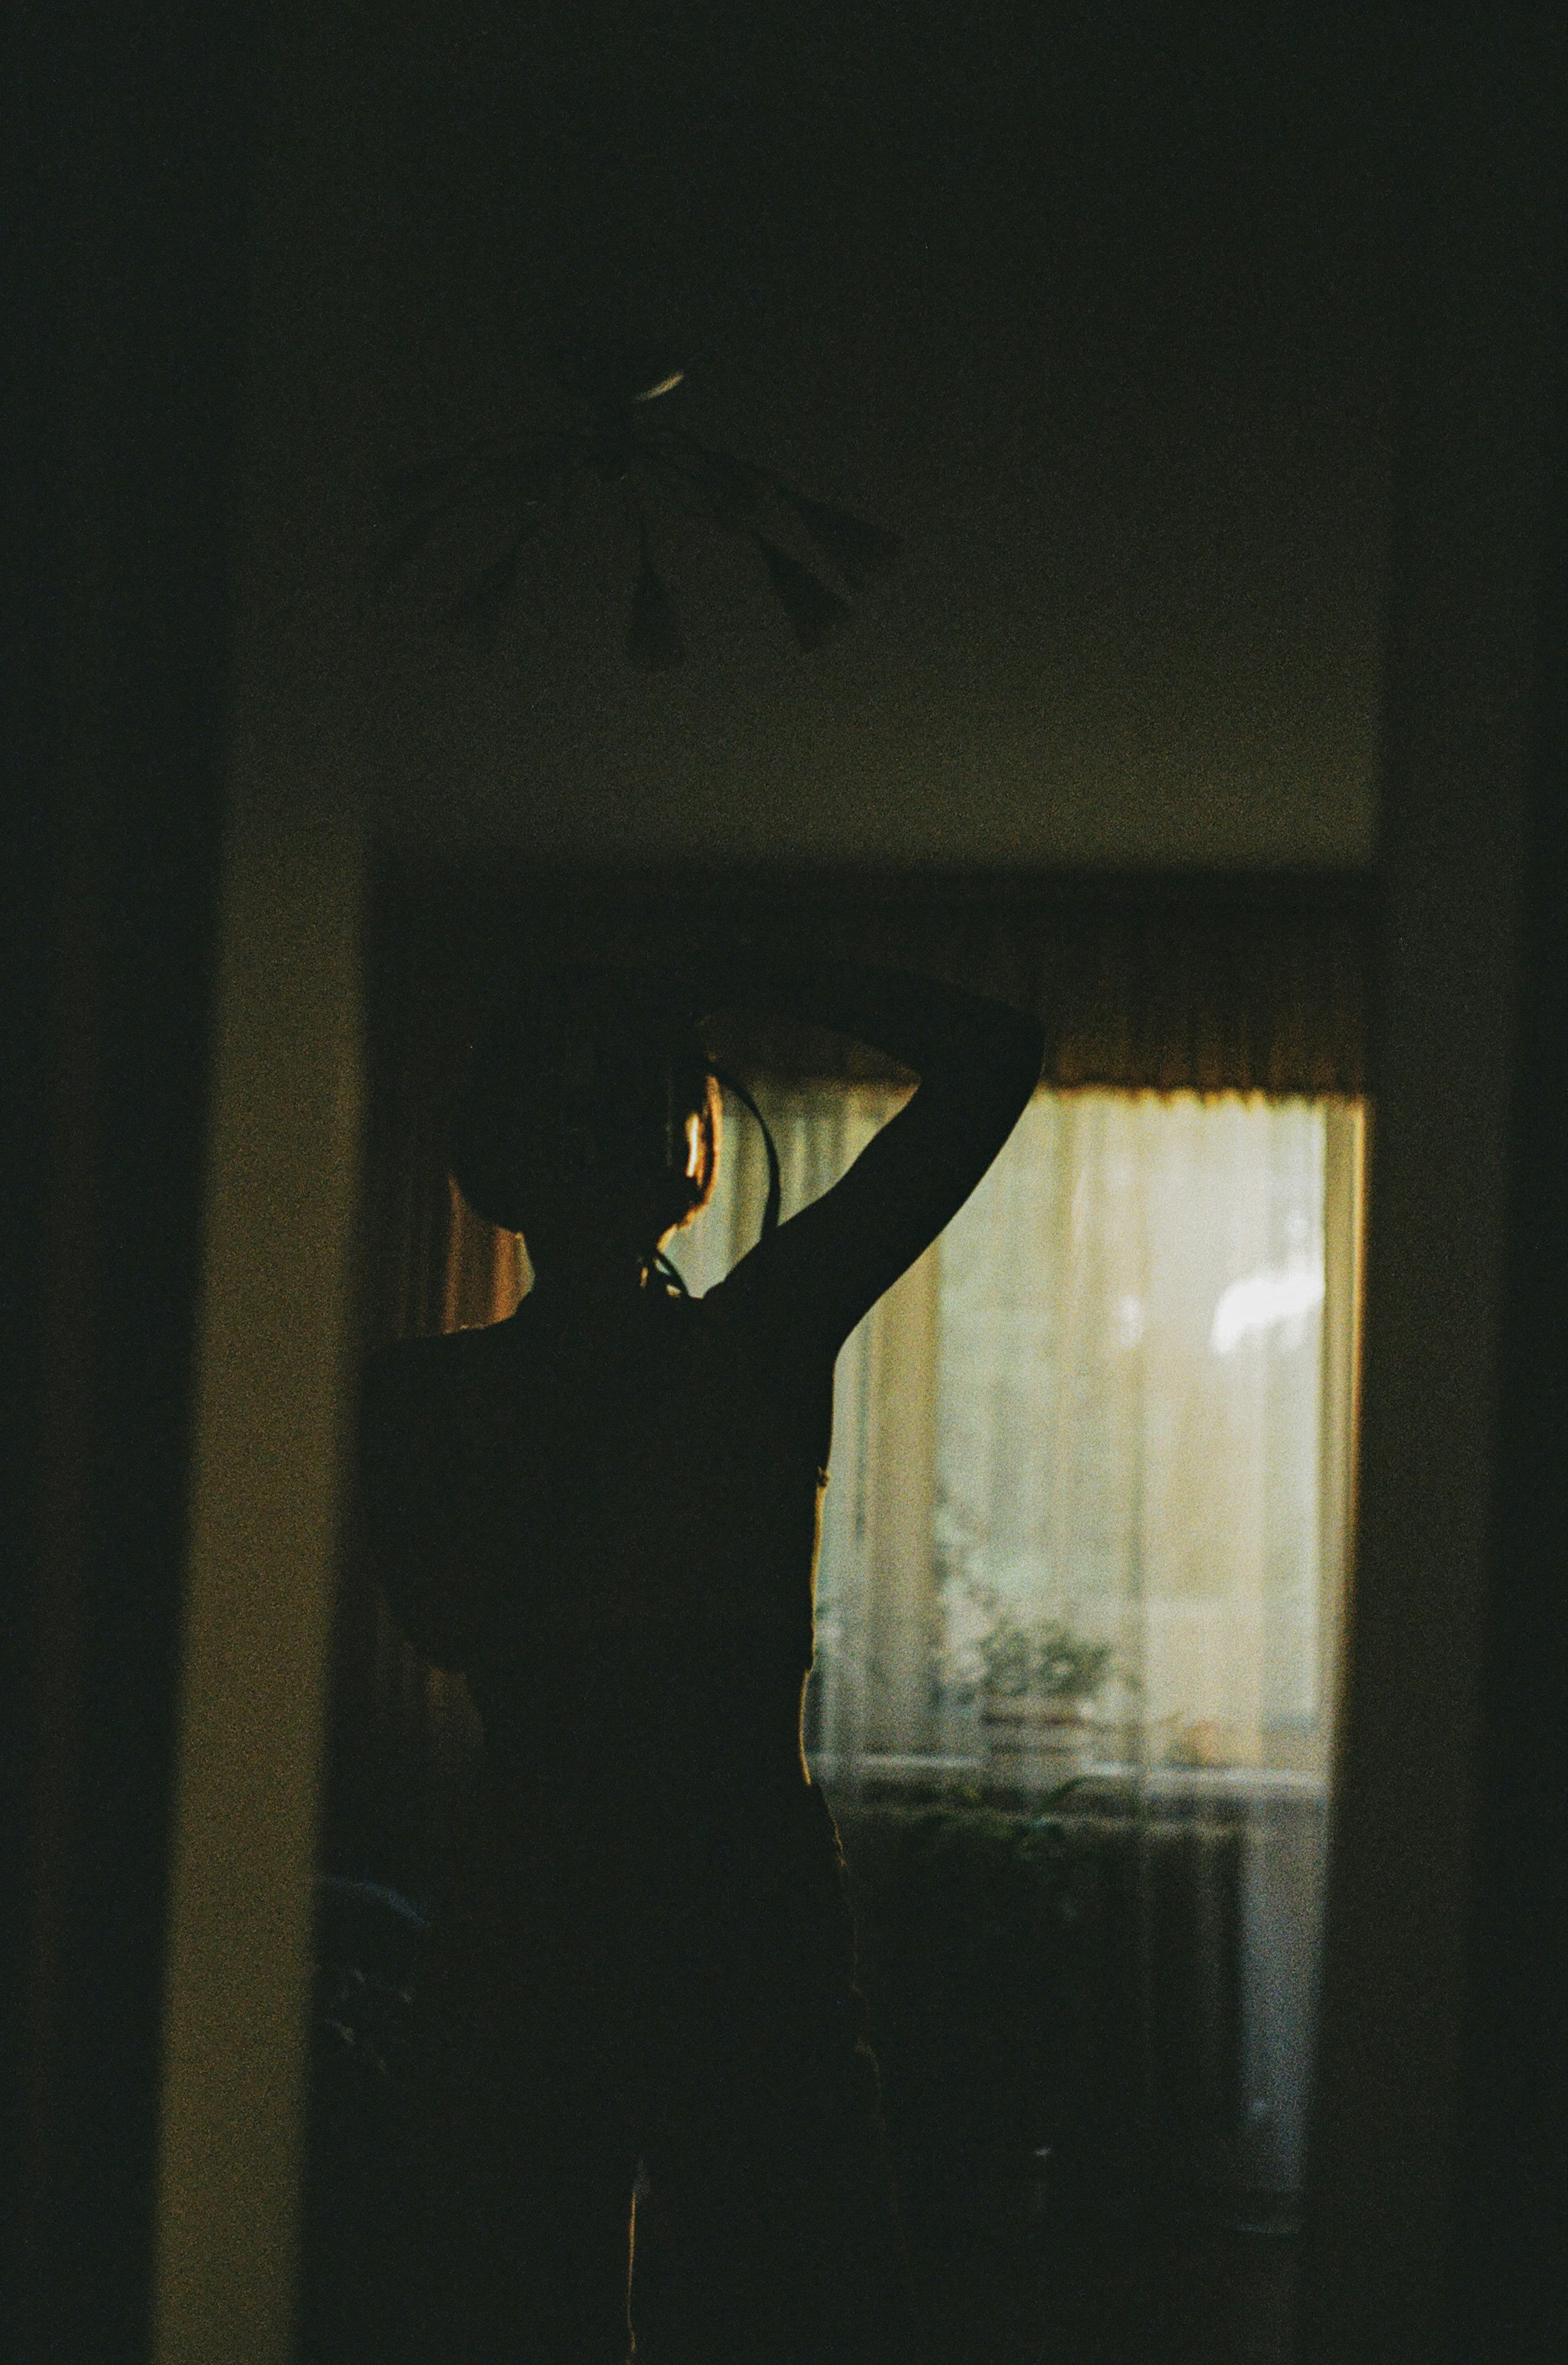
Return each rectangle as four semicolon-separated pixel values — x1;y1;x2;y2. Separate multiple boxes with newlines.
678;1084;1362;1797
677;1081;1363;2204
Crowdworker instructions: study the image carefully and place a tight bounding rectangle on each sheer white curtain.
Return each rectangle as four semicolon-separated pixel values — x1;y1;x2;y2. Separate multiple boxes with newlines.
678;1084;1361;1794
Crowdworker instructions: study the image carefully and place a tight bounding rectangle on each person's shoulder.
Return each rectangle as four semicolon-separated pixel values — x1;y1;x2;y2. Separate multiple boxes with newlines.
693;1253;765;1327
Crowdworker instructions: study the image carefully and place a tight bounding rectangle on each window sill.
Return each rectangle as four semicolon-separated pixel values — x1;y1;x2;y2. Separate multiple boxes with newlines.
810;1751;1329;1809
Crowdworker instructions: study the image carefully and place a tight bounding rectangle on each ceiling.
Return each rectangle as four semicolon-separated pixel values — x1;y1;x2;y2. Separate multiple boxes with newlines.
232;2;1401;867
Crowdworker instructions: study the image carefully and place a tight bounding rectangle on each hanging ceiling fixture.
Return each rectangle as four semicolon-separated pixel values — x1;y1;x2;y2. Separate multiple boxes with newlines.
377;339;901;669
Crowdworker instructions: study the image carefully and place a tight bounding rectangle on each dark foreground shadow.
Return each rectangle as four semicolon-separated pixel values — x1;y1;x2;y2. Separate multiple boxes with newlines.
300;1858;1298;2365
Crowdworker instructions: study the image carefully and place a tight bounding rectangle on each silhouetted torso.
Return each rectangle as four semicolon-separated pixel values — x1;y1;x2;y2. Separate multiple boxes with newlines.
357;969;1048;2363
364;1259;833;1809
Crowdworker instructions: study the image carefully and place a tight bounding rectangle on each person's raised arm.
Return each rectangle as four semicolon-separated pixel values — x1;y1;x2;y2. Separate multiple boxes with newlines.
691;954;1045;1355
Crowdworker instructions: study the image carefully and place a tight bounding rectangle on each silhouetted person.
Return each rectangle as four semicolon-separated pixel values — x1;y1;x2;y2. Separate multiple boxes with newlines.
359;955;1045;2364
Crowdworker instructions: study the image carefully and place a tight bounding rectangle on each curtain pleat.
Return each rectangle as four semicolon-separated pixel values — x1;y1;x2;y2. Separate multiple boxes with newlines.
371;864;1373;1100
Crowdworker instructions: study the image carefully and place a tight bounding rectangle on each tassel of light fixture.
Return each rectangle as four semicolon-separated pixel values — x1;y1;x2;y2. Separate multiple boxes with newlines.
776;491;902;593
624;506;685;670
750;534;854;652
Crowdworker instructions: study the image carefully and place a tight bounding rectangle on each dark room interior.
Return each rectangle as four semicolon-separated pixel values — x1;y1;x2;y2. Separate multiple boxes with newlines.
7;5;1566;2361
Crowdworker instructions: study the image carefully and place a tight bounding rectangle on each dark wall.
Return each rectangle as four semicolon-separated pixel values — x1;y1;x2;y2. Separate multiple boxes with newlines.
1299;17;1567;2358
1451;315;1568;2365
2;7;257;2361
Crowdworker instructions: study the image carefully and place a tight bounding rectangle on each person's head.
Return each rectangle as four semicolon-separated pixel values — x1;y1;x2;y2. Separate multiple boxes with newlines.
450;967;720;1281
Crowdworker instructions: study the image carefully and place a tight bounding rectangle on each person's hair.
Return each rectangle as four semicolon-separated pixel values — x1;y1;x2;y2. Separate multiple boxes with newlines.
449;966;720;1239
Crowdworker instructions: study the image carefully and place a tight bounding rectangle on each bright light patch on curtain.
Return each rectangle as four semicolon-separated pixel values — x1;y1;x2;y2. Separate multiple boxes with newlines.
1210;1261;1326;1354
